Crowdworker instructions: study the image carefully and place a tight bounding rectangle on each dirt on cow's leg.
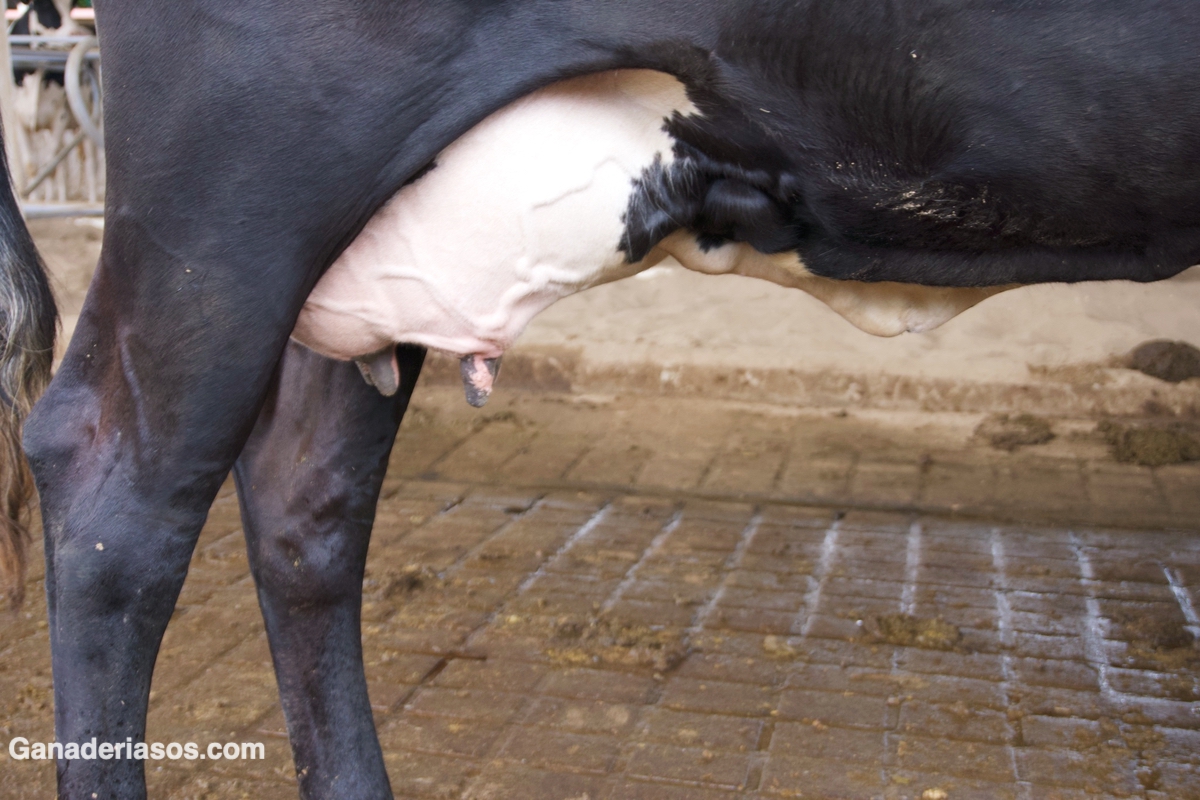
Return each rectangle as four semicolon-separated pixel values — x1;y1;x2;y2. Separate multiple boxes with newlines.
234;340;425;799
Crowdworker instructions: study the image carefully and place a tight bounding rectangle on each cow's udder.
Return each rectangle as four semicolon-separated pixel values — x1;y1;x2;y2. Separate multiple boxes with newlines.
292;69;1012;404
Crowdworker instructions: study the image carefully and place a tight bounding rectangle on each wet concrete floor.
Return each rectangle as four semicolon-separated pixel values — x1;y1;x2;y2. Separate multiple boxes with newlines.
2;387;1198;799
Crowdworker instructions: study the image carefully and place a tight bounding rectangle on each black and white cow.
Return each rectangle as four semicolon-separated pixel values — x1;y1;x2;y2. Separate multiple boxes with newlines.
0;2;1198;798
7;0;68;37
293;69;1006;402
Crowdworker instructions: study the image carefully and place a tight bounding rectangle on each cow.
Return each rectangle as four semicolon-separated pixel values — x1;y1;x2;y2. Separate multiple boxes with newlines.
7;0;68;37
293;69;1006;405
0;2;1198;798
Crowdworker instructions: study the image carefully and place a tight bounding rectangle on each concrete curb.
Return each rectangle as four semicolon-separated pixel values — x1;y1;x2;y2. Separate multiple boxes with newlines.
420;348;1200;418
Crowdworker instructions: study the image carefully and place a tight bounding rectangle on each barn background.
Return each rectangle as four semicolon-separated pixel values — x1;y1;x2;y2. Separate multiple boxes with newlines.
3;5;1200;799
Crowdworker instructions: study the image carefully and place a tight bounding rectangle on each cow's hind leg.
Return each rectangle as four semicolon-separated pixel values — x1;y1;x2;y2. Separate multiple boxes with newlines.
234;340;425;799
24;243;321;798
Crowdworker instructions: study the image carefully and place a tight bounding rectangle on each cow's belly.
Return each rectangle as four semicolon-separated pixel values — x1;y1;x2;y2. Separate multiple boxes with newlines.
293;69;1009;391
292;70;685;363
656;232;1010;338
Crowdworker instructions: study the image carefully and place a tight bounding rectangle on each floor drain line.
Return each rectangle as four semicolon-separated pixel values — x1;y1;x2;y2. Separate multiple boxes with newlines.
992;529;1034;798
1163;565;1200;641
794;518;842;638
601;508;683;615
686;510;764;639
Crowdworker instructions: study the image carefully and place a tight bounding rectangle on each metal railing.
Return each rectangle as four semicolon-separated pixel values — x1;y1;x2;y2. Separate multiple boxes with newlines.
3;30;103;218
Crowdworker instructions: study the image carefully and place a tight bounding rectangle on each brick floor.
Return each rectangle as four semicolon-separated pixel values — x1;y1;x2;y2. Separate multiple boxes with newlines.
2;388;1198;799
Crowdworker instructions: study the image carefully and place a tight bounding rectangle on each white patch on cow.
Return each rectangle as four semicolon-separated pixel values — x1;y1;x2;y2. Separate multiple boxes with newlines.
656;231;1013;337
292;70;693;361
293;69;1011;374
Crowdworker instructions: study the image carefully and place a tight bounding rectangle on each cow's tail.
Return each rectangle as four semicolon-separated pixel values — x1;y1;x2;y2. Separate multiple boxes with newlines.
0;128;56;609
